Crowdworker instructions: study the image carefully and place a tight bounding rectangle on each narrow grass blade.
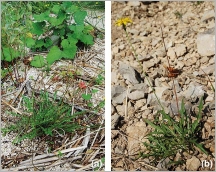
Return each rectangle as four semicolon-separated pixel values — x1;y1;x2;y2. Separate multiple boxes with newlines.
143;119;164;132
191;96;203;133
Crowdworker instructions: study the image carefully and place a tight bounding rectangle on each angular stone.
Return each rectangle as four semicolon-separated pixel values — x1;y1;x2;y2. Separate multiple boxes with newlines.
128;83;148;100
186;156;200;171
111;85;126;105
201;10;215;22
199;64;215;75
174;44;187;57
118;62;143;84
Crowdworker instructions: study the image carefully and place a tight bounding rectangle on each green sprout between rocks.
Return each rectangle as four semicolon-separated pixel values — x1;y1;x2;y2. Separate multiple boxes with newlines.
141;96;209;166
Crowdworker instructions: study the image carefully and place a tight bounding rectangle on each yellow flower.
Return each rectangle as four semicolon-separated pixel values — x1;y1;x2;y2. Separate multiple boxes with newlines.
26;32;33;38
115;17;132;27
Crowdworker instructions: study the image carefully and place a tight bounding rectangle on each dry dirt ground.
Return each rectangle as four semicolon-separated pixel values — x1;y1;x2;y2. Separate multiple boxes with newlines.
111;1;215;171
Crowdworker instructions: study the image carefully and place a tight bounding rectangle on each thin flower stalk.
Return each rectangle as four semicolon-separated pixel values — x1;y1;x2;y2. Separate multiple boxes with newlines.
116;17;164;110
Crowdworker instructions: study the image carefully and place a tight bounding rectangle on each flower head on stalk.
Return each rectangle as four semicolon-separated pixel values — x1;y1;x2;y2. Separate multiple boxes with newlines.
115;17;132;31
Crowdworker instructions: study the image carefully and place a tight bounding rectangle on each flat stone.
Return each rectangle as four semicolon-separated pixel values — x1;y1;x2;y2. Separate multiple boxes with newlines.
197;27;215;56
113;46;119;54
111;85;126;105
174;44;187;57
167;47;176;60
182;83;205;102
137;54;153;62
201;10;215;22
199;64;215;75
127;1;141;7
182;12;196;23
111;113;120;129
118;62;143;84
186;156;200;171
128;83;148;100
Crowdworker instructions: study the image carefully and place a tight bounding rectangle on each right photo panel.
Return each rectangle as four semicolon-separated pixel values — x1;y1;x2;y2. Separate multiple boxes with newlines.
111;1;215;171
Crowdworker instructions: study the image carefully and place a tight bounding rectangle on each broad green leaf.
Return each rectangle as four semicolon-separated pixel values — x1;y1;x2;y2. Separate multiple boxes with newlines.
68;24;84;39
2;47;20;62
62;1;72;9
30;55;45;68
62;46;77;59
44;37;53;48
31;21;46;35
49;10;66;26
34;39;45;48
79;33;94;45
26;38;35;47
67;34;78;44
33;11;50;22
53;28;65;36
52;5;61;14
61;39;77;59
46;46;62;65
66;4;79;13
82;94;92;101
74;11;87;25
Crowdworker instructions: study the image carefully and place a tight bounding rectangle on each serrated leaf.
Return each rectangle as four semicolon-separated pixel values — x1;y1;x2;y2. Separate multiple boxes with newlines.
68;25;84;39
49;10;66;26
80;33;94;45
61;39;77;59
31;21;46;35
33;11;50;22
30;55;45;68
26;38;35;47
62;46;77;59
46;46;62;65
74;11;87;25
67;34;78;44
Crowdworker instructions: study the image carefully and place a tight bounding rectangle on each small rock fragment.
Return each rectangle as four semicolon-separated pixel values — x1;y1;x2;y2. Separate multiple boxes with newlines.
186;156;200;171
111;85;126;105
175;44;187;57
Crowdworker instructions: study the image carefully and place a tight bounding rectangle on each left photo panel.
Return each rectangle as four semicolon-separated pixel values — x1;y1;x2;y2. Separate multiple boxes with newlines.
1;1;105;171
